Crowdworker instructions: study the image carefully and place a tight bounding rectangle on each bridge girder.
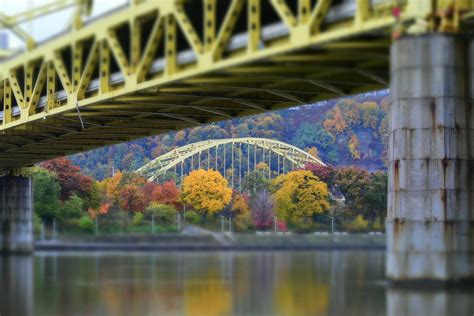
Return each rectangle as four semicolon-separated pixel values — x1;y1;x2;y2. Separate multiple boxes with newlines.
0;0;473;170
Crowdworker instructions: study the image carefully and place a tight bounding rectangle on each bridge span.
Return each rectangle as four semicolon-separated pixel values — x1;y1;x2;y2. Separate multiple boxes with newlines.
0;0;473;285
137;137;325;187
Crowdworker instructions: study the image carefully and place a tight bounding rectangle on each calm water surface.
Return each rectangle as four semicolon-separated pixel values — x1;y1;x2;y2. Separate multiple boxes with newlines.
1;251;473;316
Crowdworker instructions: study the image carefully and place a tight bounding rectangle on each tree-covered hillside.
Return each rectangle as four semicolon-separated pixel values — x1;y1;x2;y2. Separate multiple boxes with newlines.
70;91;389;180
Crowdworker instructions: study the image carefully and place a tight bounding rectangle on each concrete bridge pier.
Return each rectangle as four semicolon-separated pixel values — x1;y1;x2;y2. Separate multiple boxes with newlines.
387;34;474;284
0;176;33;254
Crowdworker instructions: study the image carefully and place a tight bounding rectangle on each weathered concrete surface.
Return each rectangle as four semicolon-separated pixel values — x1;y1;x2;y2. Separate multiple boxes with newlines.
387;34;474;282
0;176;33;254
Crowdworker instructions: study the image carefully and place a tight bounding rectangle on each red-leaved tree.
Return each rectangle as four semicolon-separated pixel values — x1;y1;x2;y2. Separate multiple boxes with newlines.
118;184;148;212
152;181;181;209
41;158;93;201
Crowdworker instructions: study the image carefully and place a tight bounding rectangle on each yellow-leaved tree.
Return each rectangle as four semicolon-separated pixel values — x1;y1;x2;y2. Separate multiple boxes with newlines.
271;170;329;229
348;134;361;159
182;169;232;219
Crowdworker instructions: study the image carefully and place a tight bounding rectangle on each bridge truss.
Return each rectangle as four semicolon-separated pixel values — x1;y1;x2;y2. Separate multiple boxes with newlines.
137;137;325;189
0;0;473;171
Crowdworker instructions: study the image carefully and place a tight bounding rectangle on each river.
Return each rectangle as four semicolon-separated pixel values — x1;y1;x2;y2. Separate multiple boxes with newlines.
1;251;473;316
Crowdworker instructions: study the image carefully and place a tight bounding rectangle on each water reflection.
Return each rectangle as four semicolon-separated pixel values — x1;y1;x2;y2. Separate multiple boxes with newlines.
387;288;474;316
0;255;33;316
0;251;473;316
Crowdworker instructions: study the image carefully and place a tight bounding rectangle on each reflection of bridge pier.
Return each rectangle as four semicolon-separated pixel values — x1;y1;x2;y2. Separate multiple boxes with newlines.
387;288;474;316
0;255;34;316
387;34;474;283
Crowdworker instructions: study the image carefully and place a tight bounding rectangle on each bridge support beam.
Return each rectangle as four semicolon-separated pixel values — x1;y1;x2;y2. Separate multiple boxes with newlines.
387;34;474;284
0;176;33;254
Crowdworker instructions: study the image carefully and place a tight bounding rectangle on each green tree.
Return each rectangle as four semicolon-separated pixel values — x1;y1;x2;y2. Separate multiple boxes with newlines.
334;167;387;221
334;167;371;218
362;171;387;221
242;170;269;194
78;216;94;232
145;203;176;225
61;194;84;219
292;123;335;150
184;211;200;225
33;169;61;221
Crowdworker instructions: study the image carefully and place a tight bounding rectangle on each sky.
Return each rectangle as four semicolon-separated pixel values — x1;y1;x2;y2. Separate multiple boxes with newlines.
0;0;127;49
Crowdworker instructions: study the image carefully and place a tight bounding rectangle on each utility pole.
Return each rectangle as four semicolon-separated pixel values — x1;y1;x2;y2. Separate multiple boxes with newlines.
239;143;242;192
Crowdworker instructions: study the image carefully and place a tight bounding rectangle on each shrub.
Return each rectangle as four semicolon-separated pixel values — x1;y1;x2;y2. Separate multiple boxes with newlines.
96;210;130;231
78;216;94;232
145;203;176;226
345;215;369;232
234;213;253;232
277;221;287;232
184;210;200;225
132;212;144;226
372;217;384;231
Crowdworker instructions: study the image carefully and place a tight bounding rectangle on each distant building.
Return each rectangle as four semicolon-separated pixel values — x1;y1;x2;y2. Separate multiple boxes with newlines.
0;32;9;49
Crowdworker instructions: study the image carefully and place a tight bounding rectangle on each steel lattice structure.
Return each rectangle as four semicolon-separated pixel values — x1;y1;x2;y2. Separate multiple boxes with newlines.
0;0;473;171
0;0;92;57
137;137;325;182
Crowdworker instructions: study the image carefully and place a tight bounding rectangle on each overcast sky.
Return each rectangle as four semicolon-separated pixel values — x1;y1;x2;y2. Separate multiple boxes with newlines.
1;0;127;48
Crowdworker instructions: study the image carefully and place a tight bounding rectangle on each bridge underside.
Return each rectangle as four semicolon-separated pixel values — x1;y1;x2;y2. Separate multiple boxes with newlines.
2;0;430;171
0;36;389;170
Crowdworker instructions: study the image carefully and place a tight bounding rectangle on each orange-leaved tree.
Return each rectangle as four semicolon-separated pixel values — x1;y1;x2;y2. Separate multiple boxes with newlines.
231;193;250;216
271;170;329;229
232;192;253;231
118;184;148;213
182;169;232;219
99;171;123;205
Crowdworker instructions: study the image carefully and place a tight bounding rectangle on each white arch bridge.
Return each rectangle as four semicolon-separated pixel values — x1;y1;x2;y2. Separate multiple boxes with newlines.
137;137;325;188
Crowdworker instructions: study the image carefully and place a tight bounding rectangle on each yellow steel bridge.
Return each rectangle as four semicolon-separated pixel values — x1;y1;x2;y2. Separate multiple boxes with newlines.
137;137;326;182
0;0;473;171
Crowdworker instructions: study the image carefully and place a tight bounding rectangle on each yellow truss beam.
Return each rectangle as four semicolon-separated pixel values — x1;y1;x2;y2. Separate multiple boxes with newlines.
0;0;472;170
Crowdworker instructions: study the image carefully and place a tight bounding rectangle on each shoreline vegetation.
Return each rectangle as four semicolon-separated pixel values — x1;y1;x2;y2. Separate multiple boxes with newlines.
34;160;387;238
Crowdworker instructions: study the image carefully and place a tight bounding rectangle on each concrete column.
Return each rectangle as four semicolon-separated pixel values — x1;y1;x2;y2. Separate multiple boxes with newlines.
387;34;474;283
0;176;33;254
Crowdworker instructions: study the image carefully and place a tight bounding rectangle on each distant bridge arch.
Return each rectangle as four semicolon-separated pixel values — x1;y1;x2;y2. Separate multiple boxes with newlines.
137;137;325;185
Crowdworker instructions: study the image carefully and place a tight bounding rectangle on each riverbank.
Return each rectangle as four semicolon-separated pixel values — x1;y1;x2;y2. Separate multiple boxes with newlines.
34;233;386;251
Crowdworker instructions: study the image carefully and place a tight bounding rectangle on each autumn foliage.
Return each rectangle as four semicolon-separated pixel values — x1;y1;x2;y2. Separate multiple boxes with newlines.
182;169;232;218
272;170;329;228
41;157;93;201
151;181;181;208
118;184;148;212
